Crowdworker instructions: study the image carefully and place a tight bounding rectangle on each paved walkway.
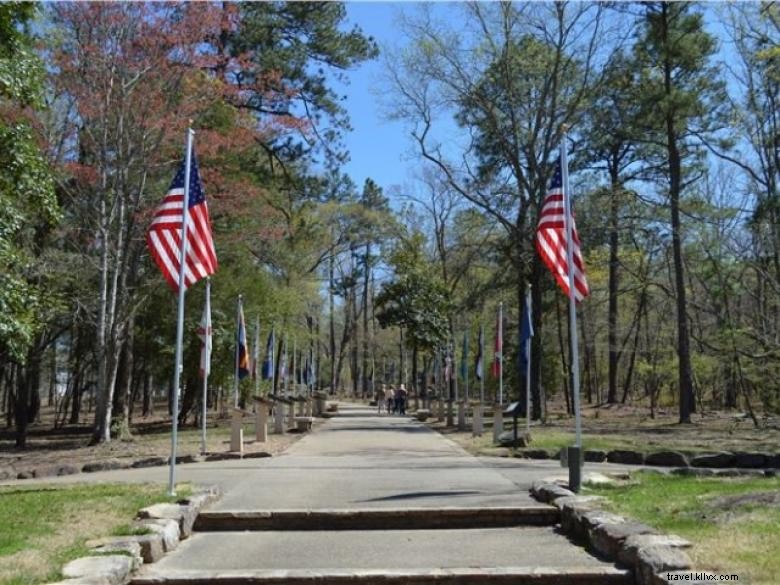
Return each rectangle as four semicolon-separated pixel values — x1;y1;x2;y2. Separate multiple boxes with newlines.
131;403;630;583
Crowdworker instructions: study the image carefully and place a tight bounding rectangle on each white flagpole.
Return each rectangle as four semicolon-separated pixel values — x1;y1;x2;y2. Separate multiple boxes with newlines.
234;295;242;409
200;277;211;455
293;337;297;396
525;285;532;436
561;133;583;449
168;125;194;496
498;302;504;406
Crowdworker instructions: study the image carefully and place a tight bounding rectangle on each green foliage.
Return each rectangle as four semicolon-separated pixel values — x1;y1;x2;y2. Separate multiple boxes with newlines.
0;3;59;362
376;233;451;351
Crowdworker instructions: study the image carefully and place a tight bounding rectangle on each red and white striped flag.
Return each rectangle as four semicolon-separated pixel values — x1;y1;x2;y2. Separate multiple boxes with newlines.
535;157;589;302
146;152;217;291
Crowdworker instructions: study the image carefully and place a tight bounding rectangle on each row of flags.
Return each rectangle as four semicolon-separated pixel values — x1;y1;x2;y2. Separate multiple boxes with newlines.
146;143;587;397
144;130;588;491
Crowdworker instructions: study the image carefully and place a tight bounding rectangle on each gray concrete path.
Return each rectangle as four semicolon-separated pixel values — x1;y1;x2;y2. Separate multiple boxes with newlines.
211;402;539;511
129;403;631;583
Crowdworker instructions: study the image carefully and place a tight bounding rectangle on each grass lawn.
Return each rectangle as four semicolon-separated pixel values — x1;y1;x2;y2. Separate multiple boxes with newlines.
0;482;188;585
588;472;780;585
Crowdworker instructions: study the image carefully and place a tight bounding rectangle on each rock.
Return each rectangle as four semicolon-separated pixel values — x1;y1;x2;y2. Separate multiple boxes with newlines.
131;457;167;469
177;486;221;511
690;451;735;468
90;539;142;567
175;454;201;465
133;533;164;563
137;503;197;539
579;510;627;533
0;467;14;480
62;555;136;585
645;451;688;467
733;452;767;468
241;451;272;459
82;460;125;473
16;470;34;480
31;465;61;479
635;545;692;585
590;521;658;560
415;410;431;422
555;495;607;538
618;534;692;567
133;518;179;551
607;450;645;465
498;430;531;448
584;450;607;463
531;482;575;503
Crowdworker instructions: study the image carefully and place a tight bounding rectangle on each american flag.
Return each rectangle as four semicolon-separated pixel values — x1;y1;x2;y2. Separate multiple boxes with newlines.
146;153;217;291
535;157;589;302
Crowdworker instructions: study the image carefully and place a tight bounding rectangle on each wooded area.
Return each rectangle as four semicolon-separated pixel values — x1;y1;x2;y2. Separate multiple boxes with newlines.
1;2;778;451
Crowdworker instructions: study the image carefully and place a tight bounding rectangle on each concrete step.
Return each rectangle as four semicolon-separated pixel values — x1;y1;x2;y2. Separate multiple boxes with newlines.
132;528;630;584
131;566;632;584
194;505;559;531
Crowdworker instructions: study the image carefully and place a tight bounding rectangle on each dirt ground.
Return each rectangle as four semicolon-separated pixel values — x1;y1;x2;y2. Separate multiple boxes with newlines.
0;402;304;477
427;400;780;456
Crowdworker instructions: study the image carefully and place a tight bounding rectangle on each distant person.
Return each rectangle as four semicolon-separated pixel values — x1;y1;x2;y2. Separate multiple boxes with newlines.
398;384;408;415
389;385;398;414
376;385;387;414
385;385;395;414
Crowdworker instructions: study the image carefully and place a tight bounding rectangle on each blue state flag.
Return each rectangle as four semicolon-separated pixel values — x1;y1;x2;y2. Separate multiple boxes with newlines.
519;294;534;378
261;328;275;380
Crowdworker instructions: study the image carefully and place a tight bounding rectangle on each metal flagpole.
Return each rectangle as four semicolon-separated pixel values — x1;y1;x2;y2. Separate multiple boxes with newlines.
234;295;242;409
498;302;504;406
200;277;211;455
525;285;532;436
561;133;583;448
168;125;194;496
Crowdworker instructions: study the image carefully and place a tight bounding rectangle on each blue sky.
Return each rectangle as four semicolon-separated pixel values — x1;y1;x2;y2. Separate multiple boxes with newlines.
339;2;415;196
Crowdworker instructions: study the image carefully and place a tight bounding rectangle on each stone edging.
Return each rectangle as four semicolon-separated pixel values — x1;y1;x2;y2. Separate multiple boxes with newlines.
0;451;271;482
531;481;710;585
43;485;222;585
508;447;780;471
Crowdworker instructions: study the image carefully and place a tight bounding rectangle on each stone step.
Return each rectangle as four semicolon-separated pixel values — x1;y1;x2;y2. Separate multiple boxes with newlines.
194;505;559;531
132;528;629;584
131;566;631;584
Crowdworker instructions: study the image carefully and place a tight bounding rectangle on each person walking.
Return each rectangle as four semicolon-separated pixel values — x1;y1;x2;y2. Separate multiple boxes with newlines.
398;384;408;415
385;384;395;414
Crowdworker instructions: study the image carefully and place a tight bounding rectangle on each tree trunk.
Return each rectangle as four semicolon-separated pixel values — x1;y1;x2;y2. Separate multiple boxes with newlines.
662;5;695;423
362;243;370;397
329;246;336;394
607;177;620;403
142;372;153;417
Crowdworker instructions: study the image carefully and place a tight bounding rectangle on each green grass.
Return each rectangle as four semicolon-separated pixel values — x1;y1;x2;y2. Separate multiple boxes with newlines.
0;483;189;585
588;471;780;585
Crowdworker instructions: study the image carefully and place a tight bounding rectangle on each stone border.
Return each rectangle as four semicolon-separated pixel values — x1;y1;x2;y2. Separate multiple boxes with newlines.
509;448;780;472
43;485;221;585
1;451;272;482
531;480;701;585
